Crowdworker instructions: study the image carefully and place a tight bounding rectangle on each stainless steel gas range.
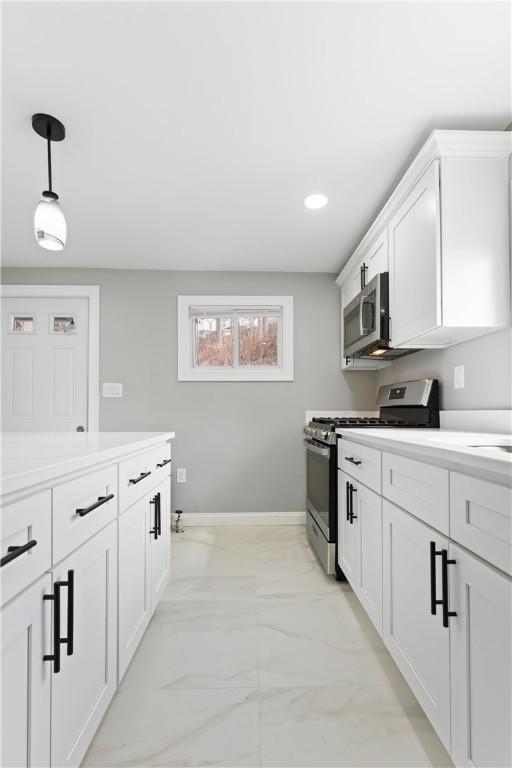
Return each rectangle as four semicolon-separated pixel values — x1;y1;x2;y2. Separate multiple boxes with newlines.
303;379;439;577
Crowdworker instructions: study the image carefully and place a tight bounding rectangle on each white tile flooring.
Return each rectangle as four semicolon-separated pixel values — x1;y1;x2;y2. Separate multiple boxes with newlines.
84;526;452;767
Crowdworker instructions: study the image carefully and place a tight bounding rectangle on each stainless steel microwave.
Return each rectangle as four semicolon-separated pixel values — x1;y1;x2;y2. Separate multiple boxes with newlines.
343;272;414;360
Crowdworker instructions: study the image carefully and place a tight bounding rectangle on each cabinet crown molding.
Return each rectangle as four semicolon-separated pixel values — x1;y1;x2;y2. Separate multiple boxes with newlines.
336;129;512;286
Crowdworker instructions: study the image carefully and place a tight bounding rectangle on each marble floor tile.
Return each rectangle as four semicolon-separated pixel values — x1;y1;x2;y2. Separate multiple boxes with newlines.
120;600;258;691
258;686;452;768
83;688;259;768
85;526;452;767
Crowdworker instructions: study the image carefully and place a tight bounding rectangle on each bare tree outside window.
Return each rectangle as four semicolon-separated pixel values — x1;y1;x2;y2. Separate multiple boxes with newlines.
239;314;278;366
194;316;233;366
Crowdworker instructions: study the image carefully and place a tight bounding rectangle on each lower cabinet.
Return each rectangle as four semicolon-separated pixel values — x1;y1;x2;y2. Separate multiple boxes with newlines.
338;471;382;634
149;477;171;609
118;476;171;681
382;500;451;750
118;495;151;680
1;575;51;768
449;543;512;768
51;521;117;768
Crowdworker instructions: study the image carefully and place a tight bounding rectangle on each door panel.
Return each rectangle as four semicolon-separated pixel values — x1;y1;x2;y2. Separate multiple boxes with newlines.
450;543;511;767
388;160;441;347
51;522;117;768
1;575;51;768
382;500;450;749
337;471;358;585
356;484;382;634
2;297;88;431
118;496;151;680
149;478;171;611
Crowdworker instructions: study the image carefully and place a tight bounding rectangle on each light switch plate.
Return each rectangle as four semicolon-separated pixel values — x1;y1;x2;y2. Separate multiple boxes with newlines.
102;382;123;398
177;468;187;483
453;365;465;390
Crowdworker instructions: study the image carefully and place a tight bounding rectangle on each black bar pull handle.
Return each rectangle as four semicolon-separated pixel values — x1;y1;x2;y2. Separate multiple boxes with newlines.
129;470;151;485
441;549;457;628
156;458;171;468
345;456;362;466
156;493;162;537
76;493;114;517
345;481;351;521
349;485;358;524
149;494;159;539
429;541;443;615
1;539;37;567
62;570;74;656
44;581;62;673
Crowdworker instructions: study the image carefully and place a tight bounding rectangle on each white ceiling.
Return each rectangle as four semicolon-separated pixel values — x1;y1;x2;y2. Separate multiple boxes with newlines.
2;1;510;273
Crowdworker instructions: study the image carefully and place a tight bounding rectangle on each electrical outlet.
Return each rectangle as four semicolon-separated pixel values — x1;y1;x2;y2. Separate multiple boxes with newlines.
454;365;465;389
177;468;187;483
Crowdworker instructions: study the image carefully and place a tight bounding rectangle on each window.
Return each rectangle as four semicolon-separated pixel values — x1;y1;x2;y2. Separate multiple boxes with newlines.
9;314;35;333
177;296;293;381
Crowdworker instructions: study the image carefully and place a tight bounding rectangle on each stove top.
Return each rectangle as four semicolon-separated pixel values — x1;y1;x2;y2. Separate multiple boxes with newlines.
311;416;424;428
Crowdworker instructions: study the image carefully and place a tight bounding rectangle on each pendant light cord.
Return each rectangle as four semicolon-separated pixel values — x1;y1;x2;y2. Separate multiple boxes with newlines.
47;136;52;193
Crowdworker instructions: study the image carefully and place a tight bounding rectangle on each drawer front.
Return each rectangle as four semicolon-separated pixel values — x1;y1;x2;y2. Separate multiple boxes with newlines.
1;490;52;605
450;473;512;575
152;442;172;485
118;445;165;513
338;439;381;493
382;452;449;534
53;465;118;564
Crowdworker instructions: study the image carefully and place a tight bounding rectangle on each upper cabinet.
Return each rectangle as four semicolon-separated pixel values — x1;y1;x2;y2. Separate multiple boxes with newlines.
337;130;511;365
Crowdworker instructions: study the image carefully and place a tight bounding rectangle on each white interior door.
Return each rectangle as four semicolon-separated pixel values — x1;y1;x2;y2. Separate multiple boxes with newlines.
2;296;89;431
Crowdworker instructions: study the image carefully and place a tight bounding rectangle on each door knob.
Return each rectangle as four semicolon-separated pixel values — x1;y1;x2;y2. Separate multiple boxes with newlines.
76;425;85;432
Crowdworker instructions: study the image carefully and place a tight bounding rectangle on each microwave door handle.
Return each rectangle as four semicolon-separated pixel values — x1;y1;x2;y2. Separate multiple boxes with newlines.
359;295;370;336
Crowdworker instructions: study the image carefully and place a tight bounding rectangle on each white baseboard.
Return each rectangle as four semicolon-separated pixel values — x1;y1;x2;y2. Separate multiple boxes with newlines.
174;511;306;527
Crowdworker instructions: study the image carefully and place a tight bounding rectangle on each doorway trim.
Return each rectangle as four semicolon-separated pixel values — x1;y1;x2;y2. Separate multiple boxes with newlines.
1;284;100;431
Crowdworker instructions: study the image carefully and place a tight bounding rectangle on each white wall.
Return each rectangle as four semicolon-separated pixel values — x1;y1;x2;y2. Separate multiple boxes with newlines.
1;267;376;514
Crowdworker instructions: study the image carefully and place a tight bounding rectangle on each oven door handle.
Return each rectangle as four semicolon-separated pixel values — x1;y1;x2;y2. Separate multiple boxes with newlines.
303;440;331;458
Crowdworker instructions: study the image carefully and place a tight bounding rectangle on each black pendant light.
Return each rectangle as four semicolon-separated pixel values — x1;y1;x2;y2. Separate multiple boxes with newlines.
32;113;67;250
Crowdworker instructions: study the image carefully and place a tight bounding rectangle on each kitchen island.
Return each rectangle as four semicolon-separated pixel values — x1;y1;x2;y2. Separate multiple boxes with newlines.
1;431;175;768
335;425;511;768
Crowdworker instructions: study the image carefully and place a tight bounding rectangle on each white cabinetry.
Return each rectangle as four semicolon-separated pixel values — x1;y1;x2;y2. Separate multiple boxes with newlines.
118;475;171;681
336;131;510;365
338;471;382;634
1;575;51;768
51;521;117;768
340;432;512;767
0;433;174;768
382;500;451;749
118;495;151;680
149;477;171;609
388;160;441;347
449;544;511;768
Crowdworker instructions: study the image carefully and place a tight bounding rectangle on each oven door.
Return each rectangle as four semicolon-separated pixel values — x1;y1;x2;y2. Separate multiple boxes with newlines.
343;273;386;358
304;439;333;541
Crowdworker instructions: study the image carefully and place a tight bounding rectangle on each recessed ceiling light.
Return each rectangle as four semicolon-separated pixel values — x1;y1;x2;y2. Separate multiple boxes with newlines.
303;193;328;210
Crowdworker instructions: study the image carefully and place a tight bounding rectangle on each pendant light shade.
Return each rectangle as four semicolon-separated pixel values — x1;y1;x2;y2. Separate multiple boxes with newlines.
32;113;67;252
34;195;67;250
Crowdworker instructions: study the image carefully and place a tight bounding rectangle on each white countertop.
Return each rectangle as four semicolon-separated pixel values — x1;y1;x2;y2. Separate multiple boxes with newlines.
1;432;175;497
335;428;512;484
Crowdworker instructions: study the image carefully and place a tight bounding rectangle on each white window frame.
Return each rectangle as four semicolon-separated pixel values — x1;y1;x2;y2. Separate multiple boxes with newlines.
177;295;294;381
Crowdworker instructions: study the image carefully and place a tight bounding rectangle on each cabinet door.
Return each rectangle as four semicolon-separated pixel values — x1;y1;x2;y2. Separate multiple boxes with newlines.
450;544;511;767
118;496;151;681
337;471;358;585
51;522;117;768
354;483;382;634
382;500;450;749
365;229;388;284
1;575;51;768
149;478;171;612
388;160;441;347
